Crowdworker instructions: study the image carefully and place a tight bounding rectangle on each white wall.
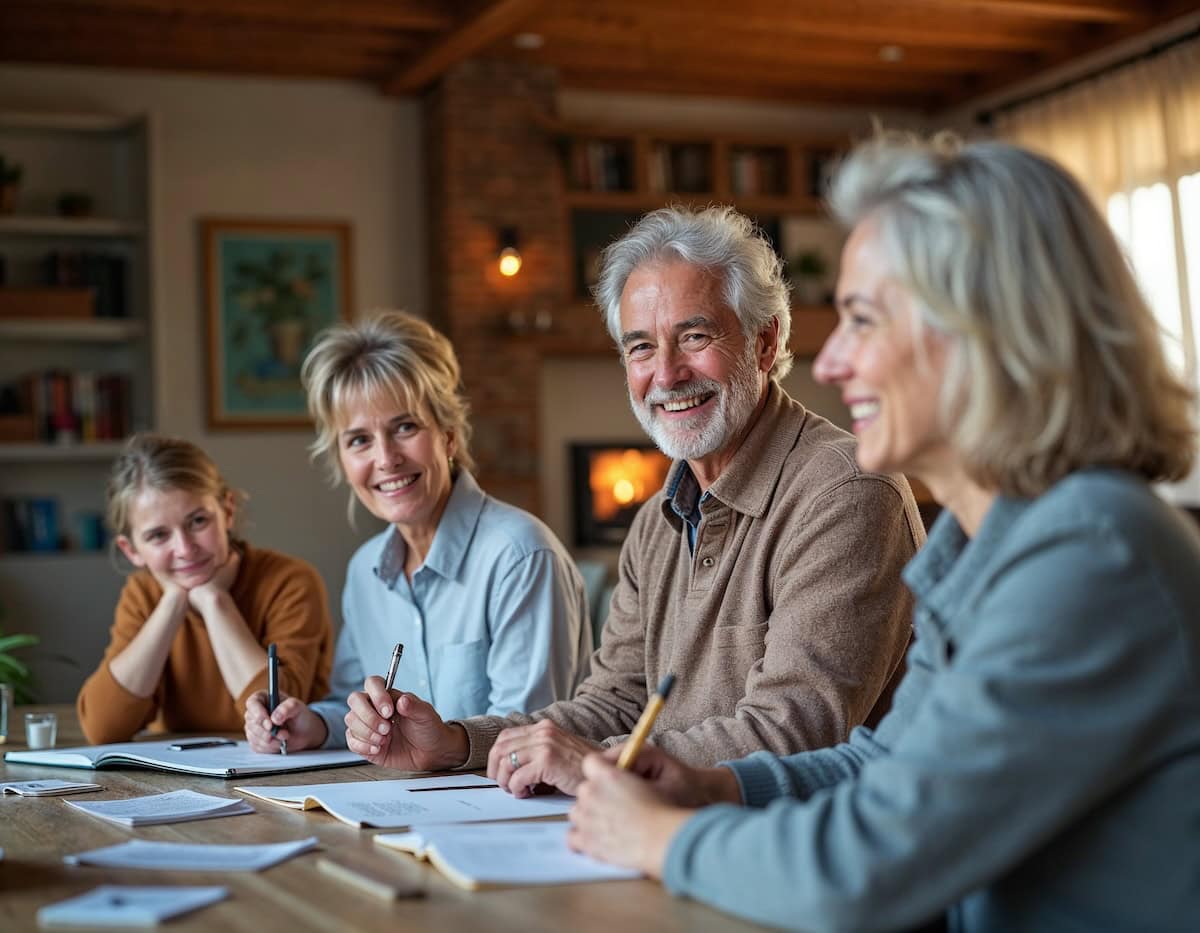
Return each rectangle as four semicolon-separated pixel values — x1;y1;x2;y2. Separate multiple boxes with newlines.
0;65;421;696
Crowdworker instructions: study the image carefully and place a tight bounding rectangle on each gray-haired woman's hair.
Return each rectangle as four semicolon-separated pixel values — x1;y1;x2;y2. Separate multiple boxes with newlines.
105;433;245;569
593;205;794;382
301;310;475;523
829;131;1195;496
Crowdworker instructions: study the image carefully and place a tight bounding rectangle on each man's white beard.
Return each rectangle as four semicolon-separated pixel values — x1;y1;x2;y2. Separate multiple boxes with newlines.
630;344;763;462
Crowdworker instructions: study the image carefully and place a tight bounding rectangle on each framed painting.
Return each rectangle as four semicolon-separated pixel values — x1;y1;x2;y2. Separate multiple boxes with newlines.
203;218;353;429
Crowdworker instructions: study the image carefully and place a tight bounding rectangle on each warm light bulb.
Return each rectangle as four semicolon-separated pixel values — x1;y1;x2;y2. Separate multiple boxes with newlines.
613;478;636;504
498;247;522;277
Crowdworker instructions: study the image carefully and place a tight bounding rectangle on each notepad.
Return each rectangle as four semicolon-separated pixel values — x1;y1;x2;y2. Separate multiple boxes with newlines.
0;778;103;796
375;822;641;890
65;836;318;871
66;789;254;827
234;774;572;829
4;737;363;778
36;885;229;928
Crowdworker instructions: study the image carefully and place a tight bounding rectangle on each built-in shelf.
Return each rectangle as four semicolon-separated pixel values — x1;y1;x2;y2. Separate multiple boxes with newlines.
0;441;125;463
0;549;110;562
0;318;145;342
0;215;145;238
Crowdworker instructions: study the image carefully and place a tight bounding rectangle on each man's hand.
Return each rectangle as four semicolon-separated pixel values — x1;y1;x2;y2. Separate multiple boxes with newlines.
343;675;469;772
594;743;743;809
488;720;603;797
567;751;694;878
244;690;327;753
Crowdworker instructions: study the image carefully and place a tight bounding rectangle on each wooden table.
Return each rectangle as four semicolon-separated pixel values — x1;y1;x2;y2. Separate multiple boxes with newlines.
1;706;762;932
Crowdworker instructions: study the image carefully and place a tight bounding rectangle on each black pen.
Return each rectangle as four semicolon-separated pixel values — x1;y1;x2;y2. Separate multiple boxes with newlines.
167;739;236;751
268;642;287;756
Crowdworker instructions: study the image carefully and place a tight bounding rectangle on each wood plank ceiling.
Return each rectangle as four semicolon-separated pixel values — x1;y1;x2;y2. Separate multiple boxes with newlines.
1;0;1198;111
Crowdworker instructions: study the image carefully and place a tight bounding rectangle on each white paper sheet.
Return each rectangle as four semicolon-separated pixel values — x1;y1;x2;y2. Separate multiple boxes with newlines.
376;822;641;887
66;788;254;826
64;836;318;871
36;885;229;927
235;774;571;828
0;778;103;796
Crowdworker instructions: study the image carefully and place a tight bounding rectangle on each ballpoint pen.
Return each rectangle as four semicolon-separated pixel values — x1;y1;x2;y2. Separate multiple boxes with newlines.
268;643;286;756
384;642;404;693
616;673;676;770
167;739;236;751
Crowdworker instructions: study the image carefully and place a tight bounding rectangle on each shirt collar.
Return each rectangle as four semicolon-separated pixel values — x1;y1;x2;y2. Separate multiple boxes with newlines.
657;382;807;525
902;494;1029;623
374;470;487;587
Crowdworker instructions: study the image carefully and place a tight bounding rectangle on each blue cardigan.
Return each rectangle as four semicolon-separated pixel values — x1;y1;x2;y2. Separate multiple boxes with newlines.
664;469;1200;932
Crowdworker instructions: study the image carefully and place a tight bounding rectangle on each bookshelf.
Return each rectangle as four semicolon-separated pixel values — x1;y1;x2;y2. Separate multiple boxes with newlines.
558;125;844;347
0;109;153;557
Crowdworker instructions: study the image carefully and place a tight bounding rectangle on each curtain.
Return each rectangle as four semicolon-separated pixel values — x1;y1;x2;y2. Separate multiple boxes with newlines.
997;38;1200;502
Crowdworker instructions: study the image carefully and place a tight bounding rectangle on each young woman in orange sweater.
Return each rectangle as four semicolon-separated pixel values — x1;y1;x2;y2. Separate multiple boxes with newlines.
77;433;334;744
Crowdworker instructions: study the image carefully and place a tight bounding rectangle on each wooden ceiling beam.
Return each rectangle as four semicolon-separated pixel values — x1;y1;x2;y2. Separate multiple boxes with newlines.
525;21;1038;74
382;0;546;95
944;0;1142;23
3;0;452;31
551;2;1068;52
0;7;414;55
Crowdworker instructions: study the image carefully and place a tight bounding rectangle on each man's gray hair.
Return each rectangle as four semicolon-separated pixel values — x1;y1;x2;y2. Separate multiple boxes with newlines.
593;205;794;382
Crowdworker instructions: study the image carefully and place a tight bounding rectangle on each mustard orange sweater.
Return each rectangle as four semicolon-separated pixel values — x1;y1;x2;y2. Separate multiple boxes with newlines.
77;543;334;744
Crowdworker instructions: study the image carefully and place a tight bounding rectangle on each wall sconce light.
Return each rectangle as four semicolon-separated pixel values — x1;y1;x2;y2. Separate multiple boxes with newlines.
497;226;522;277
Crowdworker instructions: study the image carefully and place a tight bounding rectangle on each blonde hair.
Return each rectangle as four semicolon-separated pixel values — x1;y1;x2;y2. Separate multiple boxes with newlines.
106;434;244;564
593;205;794;382
828;131;1195;496
301;310;475;522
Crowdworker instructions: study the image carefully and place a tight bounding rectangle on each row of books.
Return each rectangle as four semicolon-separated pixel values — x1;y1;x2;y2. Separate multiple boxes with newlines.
1;497;60;552
729;148;789;197
1;370;131;443
647;142;712;194
42;250;129;317
568;140;634;192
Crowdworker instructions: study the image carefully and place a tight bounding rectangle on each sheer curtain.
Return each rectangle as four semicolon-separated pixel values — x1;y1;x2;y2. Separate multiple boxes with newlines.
997;38;1200;502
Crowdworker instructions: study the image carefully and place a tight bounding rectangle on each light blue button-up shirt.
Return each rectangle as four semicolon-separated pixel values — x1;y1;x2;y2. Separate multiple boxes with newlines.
310;470;591;748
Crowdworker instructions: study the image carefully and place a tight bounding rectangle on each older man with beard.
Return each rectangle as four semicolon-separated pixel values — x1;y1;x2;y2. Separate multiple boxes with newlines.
339;206;923;796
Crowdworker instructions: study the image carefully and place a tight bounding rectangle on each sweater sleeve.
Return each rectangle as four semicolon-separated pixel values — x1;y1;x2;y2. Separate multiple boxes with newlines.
233;556;333;710
646;475;915;764
663;523;1188;932
76;574;164;744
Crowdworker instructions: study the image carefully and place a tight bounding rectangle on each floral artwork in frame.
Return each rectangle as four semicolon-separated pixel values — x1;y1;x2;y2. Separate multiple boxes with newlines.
203;218;352;429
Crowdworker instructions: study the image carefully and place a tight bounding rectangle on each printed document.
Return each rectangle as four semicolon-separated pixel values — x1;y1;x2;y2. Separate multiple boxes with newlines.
36;885;229;928
64;836;318;871
66;789;254;826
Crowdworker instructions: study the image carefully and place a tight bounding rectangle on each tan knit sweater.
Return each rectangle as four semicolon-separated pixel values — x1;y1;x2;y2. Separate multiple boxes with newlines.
457;384;924;768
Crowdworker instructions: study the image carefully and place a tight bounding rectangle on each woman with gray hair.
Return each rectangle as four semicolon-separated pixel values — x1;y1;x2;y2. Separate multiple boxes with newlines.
566;133;1200;931
244;310;590;753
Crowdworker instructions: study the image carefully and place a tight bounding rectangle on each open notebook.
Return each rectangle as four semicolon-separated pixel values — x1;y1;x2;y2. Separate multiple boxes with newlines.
234;774;573;829
375;821;641;890
5;739;362;778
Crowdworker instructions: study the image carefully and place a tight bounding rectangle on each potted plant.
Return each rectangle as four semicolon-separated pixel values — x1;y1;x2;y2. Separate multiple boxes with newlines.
0;628;37;703
789;249;829;306
0;154;23;215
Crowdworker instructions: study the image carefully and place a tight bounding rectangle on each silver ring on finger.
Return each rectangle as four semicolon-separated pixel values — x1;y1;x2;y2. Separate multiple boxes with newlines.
509;750;520;769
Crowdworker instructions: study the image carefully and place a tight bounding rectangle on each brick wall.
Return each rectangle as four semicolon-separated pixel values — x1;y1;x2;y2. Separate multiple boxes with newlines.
425;59;611;515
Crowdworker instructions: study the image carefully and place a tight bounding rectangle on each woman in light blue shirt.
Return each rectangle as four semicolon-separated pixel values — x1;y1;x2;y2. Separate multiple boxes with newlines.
244;311;590;751
566;134;1200;932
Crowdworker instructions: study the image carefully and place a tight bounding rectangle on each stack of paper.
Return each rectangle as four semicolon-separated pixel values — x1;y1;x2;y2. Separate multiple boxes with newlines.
66;789;254;827
37;885;229;927
375;822;641;890
64;836;318;871
1;779;103;797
